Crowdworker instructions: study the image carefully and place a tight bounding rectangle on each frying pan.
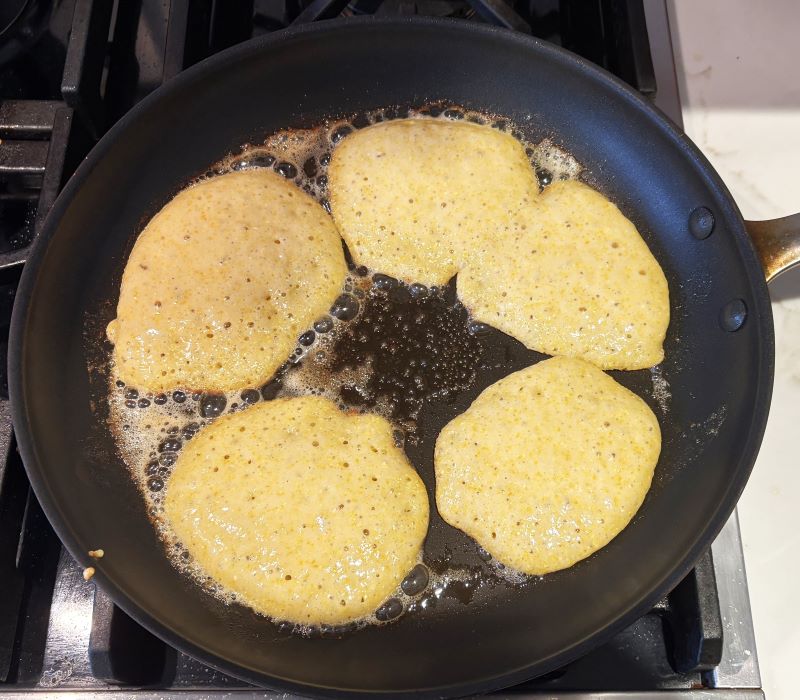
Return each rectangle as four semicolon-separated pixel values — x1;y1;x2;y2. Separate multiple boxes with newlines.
9;17;800;698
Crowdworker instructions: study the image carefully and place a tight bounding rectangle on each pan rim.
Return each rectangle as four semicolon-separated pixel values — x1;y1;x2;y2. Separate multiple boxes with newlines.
8;15;775;698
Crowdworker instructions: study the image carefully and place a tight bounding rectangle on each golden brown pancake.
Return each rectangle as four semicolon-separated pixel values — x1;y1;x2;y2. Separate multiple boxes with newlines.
459;179;669;369
108;169;346;392
164;396;429;625
328;118;539;285
434;356;660;575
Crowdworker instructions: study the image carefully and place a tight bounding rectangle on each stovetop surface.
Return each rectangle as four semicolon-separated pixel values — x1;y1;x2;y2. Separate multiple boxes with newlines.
0;0;761;697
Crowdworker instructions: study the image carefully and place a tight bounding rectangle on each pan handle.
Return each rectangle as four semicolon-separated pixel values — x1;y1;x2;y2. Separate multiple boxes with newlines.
745;213;800;283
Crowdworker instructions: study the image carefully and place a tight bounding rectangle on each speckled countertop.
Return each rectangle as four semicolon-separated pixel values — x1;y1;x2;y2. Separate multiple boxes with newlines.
668;2;800;698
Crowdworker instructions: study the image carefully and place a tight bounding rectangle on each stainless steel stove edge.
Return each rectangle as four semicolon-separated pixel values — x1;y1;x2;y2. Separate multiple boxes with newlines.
0;690;767;699
707;512;761;690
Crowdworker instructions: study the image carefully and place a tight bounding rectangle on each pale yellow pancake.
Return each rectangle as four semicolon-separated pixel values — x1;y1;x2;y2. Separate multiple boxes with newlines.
164;396;429;625
434;356;660;575
459;180;669;370
328;118;539;285
108;170;346;392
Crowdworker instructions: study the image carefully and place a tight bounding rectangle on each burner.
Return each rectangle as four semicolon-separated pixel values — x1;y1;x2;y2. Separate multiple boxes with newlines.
0;0;30;36
344;0;476;19
0;0;48;67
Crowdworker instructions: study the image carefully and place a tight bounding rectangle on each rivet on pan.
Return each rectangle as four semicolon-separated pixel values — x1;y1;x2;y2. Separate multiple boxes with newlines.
689;206;715;239
720;299;747;332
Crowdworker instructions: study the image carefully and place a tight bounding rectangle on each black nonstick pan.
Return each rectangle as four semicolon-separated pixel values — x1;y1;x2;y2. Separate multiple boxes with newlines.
9;17;799;698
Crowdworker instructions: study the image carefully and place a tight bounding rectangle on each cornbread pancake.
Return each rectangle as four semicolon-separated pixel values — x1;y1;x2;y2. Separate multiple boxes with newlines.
107;169;346;392
458;179;670;370
434;356;660;575
328;118;539;285
164;395;429;625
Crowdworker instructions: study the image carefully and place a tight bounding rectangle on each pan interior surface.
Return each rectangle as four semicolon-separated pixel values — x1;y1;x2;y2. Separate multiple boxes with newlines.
10;18;773;697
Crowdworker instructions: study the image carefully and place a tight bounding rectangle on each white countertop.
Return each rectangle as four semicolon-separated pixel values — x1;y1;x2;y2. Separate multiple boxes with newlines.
668;2;800;697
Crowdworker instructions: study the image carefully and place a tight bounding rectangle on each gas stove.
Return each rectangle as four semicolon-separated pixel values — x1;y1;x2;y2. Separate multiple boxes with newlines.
0;1;763;698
